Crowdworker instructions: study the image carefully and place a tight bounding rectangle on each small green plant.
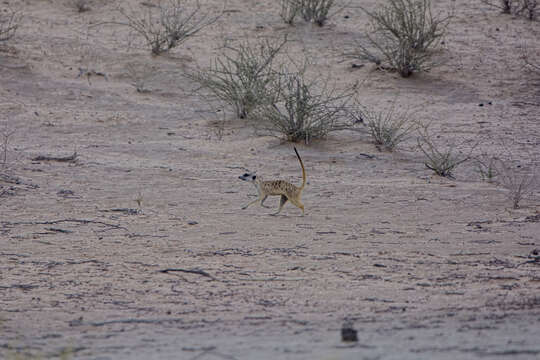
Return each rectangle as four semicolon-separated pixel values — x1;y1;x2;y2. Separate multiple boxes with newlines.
117;0;221;55
0;6;21;43
494;160;537;209
189;36;287;119
475;153;499;182
353;0;451;77
417;126;473;178
253;67;355;143
354;103;419;151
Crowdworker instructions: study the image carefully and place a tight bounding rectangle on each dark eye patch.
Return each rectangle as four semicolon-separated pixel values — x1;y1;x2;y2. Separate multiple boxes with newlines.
252;175;256;180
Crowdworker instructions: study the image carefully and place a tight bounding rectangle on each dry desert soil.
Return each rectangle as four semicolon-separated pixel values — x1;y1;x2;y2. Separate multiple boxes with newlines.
1;0;540;359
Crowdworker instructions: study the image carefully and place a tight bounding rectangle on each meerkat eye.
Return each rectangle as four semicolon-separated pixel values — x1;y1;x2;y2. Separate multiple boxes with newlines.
252;175;256;180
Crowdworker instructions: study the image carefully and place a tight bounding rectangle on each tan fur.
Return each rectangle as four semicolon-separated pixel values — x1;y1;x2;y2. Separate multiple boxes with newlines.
239;147;306;216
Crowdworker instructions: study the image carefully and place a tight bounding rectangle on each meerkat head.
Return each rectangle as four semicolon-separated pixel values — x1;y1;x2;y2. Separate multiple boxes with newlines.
239;172;257;183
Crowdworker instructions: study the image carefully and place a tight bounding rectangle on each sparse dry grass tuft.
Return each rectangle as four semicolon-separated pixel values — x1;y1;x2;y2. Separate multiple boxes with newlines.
353;103;419;151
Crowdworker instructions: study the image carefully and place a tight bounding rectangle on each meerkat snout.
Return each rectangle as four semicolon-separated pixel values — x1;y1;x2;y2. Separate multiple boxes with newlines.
239;173;256;182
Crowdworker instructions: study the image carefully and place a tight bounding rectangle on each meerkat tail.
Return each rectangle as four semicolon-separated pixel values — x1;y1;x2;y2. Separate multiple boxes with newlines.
294;147;306;190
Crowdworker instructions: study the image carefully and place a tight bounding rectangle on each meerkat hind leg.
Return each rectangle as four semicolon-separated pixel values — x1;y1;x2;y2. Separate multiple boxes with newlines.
272;195;288;215
289;197;305;216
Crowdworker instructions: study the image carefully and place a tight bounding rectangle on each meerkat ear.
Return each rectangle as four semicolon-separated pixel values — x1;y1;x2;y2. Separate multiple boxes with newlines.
252;175;257;180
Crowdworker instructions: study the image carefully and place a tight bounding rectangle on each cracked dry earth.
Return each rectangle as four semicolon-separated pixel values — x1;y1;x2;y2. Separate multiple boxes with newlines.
1;0;540;359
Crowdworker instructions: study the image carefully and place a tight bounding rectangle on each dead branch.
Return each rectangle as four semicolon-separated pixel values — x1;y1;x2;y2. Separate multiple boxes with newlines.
32;152;78;162
160;268;216;279
98;208;139;215
45;227;73;234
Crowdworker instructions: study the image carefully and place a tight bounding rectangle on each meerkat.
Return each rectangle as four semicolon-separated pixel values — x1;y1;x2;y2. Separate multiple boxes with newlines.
239;147;306;216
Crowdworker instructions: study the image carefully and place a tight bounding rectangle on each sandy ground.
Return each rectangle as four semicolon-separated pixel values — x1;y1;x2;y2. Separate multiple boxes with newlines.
1;0;540;359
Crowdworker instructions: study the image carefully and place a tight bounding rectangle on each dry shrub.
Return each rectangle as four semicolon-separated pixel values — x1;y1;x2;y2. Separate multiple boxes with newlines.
352;0;451;77
353;103;419;151
474;153;499;182
71;0;91;13
189;36;287;119
280;0;300;25
117;0;221;55
480;0;514;13
0;6;21;43
417;126;475;178
299;0;335;26
279;0;337;26
494;159;537;208
481;0;538;20
252;67;355;143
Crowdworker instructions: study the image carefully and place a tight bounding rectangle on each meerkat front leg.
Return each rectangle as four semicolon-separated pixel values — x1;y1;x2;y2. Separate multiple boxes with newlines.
260;195;271;208
242;197;259;210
